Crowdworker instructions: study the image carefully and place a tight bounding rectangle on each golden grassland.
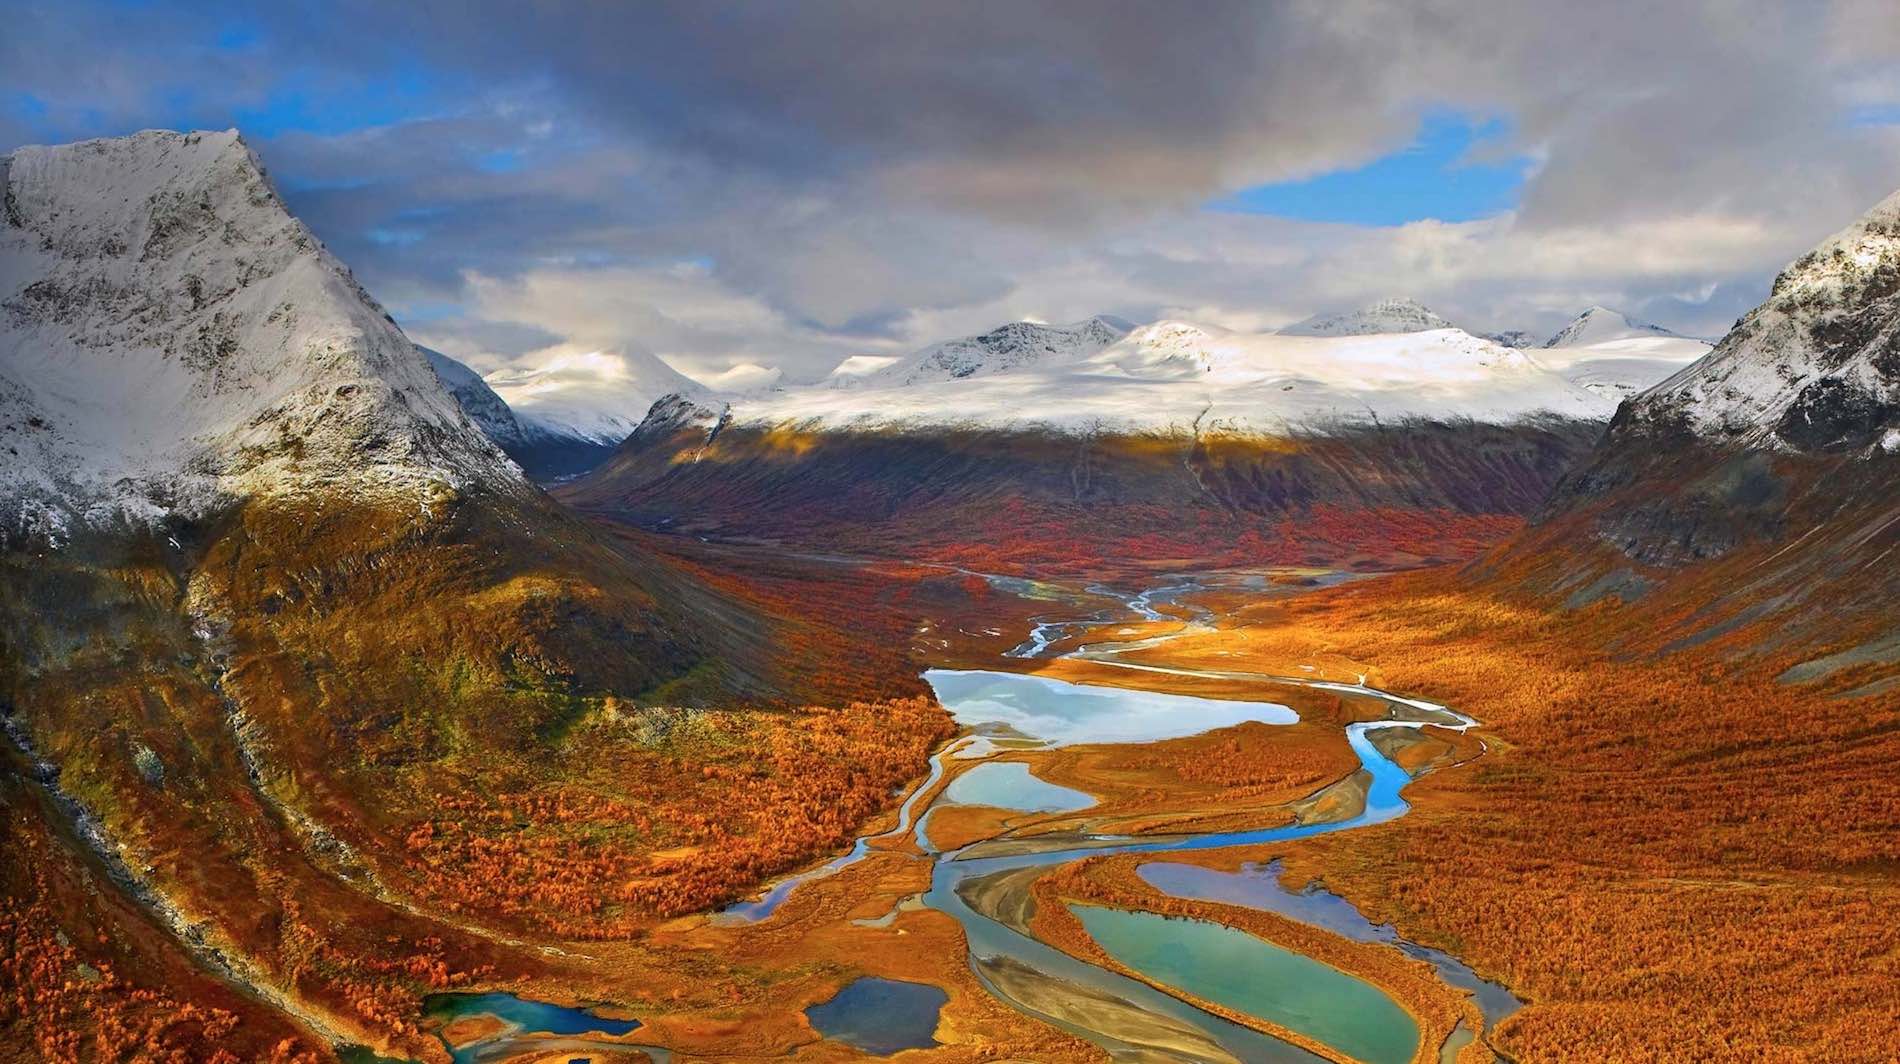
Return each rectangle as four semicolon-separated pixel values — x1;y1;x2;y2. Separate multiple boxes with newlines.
1112;568;1900;1061
0;499;1007;1060
12;479;1897;1062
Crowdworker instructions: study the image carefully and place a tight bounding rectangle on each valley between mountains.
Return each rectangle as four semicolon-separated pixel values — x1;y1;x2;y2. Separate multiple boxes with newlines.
3;129;1897;1064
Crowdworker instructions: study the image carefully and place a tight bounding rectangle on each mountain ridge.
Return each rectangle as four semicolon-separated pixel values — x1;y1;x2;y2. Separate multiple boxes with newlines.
0;129;520;538
1279;297;1455;337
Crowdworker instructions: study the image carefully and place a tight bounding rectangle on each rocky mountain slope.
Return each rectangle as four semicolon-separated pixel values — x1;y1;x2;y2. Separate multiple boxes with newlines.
853;315;1130;387
0;131;521;539
422;345;531;451
1490;185;1900;686
0;131;863;1060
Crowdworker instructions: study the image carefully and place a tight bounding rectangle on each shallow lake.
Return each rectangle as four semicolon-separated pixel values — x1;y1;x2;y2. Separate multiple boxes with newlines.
942;761;1095;812
923;668;1296;745
1137;859;1521;1025
1071;905;1420;1064
421;992;644;1064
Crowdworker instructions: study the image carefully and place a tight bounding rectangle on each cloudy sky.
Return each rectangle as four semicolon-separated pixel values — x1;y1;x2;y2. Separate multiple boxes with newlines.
5;1;1900;391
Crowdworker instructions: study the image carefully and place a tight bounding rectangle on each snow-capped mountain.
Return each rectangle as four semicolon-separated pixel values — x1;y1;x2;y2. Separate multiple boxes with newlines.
1524;306;1713;403
821;354;901;385
572;315;1611;571
423;347;530;451
1279;297;1456;337
1620;192;1900;452
855;315;1131;387
483;348;709;448
715;318;1611;435
1543;305;1696;348
0;130;518;535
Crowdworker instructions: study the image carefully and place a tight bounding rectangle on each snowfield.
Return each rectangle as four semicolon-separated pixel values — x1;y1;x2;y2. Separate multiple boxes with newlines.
1279;296;1456;337
717;318;1619;435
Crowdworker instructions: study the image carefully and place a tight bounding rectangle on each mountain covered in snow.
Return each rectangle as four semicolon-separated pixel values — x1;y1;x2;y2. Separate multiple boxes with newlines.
1522;184;1900;645
569;311;1610;568
423;346;530;451
1543;305;1699;348
1279;297;1457;337
449;348;713;480
1528;306;1714;403
721;317;1611;435
852;315;1132;387
484;348;709;447
1612;194;1900;452
0;130;519;536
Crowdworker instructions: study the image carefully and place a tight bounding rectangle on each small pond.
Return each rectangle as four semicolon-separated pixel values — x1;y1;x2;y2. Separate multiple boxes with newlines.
803;977;947;1056
422;992;645;1064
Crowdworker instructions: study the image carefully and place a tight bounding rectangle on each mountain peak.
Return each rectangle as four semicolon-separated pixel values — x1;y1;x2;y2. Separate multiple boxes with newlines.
1280;297;1456;337
0;129;519;537
863;315;1133;386
1543;305;1686;348
1617;187;1900;452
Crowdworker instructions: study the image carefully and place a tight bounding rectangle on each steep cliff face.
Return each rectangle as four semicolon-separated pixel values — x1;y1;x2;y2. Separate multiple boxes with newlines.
1608;188;1900;454
0;130;521;539
1545;185;1900;567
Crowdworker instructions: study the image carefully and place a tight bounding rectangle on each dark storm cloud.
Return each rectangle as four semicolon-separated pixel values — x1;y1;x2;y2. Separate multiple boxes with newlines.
3;1;1898;380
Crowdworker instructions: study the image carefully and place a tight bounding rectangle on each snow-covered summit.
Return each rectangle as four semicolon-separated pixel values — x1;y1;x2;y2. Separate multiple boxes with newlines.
424;347;530;451
1527;306;1713;403
1544;305;1696;348
856;315;1131;387
484;347;709;447
1625;188;1900;451
0;129;520;536
716;318;1613;435
1279;297;1456;337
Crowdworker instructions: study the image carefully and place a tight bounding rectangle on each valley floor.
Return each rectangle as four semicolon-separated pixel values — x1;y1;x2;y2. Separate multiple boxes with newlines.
6;543;1896;1062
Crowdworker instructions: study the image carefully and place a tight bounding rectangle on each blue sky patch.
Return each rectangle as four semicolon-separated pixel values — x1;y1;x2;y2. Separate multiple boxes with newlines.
1210;112;1532;226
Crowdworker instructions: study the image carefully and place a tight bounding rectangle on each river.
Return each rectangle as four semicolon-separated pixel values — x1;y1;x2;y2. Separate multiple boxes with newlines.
719;570;1510;1063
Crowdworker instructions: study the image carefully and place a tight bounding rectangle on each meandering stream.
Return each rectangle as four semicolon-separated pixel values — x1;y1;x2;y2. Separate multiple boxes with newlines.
721;571;1505;1063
